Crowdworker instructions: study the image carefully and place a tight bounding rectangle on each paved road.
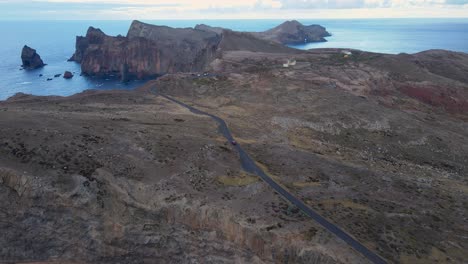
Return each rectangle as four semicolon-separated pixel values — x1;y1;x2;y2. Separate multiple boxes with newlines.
158;92;387;264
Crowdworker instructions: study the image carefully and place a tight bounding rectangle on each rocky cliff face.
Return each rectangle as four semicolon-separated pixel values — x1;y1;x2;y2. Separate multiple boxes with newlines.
21;45;45;69
70;21;222;80
126;20;222;74
69;27;165;80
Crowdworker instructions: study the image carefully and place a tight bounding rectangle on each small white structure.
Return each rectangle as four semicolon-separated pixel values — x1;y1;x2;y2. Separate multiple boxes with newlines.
341;50;353;56
283;59;297;68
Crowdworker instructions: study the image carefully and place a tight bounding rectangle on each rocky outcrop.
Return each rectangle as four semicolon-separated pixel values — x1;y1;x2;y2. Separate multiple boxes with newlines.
69;22;222;80
21;45;45;69
126;20;222;73
252;20;331;45
69;27;159;79
63;71;73;79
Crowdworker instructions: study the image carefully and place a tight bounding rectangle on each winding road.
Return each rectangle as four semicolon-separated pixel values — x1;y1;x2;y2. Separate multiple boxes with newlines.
157;91;387;264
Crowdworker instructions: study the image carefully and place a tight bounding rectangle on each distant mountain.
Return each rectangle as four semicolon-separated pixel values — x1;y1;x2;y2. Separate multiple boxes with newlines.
253;20;331;45
196;20;331;45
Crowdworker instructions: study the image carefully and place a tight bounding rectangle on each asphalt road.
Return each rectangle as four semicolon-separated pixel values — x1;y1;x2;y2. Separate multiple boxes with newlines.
158;92;388;264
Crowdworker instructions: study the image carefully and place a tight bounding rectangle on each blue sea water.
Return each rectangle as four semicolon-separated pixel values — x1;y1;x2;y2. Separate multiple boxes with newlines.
1;19;467;100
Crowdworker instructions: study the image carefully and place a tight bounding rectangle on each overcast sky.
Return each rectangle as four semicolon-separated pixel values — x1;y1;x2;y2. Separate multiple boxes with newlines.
1;0;468;20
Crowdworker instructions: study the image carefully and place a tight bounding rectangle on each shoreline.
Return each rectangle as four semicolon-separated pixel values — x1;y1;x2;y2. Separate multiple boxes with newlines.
3;47;467;102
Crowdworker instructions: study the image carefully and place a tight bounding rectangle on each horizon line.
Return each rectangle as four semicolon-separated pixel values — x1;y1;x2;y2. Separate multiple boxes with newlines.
2;17;468;21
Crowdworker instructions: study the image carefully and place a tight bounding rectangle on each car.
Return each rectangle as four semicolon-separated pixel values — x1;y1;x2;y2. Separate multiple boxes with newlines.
231;140;237;146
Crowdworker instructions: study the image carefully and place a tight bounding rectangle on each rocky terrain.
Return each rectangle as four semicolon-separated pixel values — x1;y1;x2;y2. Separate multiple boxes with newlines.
21;45;45;69
2;20;468;264
143;48;468;263
0;90;367;264
70;20;319;81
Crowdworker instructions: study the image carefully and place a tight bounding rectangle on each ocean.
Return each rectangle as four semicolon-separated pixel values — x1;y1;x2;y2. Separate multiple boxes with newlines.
1;19;467;100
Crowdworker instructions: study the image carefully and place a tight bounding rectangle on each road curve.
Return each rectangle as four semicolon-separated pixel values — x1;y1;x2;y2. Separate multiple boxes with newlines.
158;92;387;264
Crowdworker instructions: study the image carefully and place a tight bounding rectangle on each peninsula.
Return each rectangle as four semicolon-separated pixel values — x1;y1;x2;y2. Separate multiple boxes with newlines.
69;20;326;81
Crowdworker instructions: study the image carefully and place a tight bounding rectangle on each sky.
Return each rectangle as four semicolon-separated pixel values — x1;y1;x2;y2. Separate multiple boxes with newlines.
0;0;468;20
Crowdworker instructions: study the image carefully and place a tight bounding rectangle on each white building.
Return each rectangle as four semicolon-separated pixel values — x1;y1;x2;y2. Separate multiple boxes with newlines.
283;59;297;68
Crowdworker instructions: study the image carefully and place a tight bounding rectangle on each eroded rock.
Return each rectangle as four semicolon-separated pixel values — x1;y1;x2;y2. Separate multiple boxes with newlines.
63;71;73;79
21;45;45;69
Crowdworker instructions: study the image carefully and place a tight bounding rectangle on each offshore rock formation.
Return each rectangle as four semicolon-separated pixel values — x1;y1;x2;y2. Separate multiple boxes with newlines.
70;20;308;81
21;45;45;69
63;71;73;79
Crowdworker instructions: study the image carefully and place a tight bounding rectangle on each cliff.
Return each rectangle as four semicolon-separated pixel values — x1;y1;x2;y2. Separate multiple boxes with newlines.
126;20;222;73
69;27;162;80
69;21;221;80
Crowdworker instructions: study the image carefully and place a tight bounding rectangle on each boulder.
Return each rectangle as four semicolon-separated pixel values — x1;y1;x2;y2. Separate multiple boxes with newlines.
21;45;45;69
63;71;74;79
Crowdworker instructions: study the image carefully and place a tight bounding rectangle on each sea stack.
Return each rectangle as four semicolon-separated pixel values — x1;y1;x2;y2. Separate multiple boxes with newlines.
21;45;45;69
63;71;74;79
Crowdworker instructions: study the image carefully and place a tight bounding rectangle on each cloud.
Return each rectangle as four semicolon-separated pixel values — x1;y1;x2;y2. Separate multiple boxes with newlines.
0;0;467;19
277;0;468;9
